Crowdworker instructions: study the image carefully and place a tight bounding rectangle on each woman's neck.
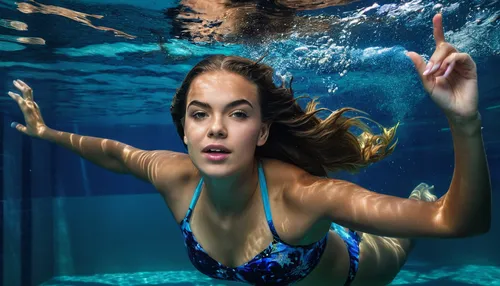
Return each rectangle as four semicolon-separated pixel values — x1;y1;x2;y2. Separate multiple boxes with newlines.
202;160;259;217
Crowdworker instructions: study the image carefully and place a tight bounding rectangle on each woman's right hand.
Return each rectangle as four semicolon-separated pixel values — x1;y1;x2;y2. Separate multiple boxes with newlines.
8;79;48;138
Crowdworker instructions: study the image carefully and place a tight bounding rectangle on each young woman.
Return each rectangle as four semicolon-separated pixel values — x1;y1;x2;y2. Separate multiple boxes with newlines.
8;14;490;286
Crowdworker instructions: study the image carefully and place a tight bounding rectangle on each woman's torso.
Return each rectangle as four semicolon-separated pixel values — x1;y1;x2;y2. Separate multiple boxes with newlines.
158;157;351;285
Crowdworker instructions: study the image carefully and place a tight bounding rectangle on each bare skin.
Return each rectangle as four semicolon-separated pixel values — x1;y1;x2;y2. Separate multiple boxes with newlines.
8;14;490;285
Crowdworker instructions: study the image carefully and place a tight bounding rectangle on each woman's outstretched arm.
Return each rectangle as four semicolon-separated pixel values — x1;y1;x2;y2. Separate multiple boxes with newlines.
285;14;491;238
287;116;490;238
8;79;192;191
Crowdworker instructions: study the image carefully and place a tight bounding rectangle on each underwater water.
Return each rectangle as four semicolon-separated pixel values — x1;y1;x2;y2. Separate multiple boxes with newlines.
1;0;499;285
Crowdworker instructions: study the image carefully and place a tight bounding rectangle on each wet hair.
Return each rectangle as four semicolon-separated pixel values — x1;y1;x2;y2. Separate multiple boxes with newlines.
170;55;398;177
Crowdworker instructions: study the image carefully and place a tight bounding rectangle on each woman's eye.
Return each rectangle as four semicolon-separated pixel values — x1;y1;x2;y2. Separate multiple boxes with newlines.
232;111;248;118
192;112;206;119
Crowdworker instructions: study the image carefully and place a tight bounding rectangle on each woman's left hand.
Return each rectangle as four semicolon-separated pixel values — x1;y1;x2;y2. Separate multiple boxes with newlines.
406;14;479;124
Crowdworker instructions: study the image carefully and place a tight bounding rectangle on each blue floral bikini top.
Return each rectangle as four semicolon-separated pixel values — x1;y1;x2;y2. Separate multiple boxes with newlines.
179;161;328;285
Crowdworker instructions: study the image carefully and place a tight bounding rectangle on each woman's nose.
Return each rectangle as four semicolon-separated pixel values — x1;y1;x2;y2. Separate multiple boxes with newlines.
208;118;227;138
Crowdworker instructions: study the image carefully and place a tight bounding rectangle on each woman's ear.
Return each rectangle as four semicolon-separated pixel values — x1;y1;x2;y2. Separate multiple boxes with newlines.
257;122;271;146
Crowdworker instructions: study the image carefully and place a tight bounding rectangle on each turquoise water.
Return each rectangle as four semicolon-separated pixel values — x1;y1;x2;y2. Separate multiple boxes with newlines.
37;265;500;285
1;0;499;285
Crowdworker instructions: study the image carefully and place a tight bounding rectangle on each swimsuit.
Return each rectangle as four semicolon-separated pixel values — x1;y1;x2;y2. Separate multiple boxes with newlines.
180;161;361;285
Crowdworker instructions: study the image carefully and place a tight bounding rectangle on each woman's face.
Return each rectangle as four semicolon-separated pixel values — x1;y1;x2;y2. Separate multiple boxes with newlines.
183;71;269;178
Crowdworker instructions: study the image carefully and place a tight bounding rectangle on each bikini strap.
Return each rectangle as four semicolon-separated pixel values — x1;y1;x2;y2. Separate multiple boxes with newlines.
184;177;204;223
183;163;280;239
258;160;281;239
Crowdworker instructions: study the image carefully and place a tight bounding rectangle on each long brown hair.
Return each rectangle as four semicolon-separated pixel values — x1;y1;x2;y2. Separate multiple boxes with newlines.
170;55;398;177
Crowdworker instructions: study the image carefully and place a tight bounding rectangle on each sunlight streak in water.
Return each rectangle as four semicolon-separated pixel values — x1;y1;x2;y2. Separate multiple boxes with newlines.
15;0;136;39
0;18;27;31
0;34;45;45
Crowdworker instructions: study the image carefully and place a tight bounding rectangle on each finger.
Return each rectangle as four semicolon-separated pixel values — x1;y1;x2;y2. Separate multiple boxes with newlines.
433;53;457;78
433;14;445;46
8;91;24;105
454;52;476;70
434;52;475;78
406;51;427;75
13;79;24;92
16;79;33;100
406;51;432;88
16;79;28;87
442;60;455;78
423;43;457;76
10;122;28;135
13;79;33;100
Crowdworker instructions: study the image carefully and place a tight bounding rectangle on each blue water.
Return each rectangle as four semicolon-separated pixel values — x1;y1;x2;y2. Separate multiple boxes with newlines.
1;0;499;285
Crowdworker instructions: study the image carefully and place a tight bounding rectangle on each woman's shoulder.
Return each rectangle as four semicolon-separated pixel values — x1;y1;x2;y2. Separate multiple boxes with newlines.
261;157;325;190
261;157;306;175
260;157;339;204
